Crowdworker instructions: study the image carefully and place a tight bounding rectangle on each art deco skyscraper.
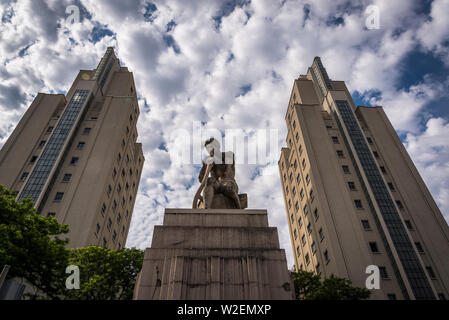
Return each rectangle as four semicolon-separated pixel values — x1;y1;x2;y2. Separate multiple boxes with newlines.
0;47;144;250
278;57;449;300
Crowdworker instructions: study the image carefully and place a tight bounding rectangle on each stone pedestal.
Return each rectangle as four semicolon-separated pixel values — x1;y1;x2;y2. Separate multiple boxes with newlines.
133;208;294;300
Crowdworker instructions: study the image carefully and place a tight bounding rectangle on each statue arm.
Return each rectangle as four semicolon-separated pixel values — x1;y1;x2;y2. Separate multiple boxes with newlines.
199;162;207;182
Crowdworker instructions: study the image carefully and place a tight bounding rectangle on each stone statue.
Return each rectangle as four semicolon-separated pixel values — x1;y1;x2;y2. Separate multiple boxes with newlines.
192;138;247;209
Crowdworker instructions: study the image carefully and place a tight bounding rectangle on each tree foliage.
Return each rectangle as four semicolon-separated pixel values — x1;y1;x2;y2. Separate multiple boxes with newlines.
64;246;144;300
0;185;70;299
292;270;371;300
0;185;144;300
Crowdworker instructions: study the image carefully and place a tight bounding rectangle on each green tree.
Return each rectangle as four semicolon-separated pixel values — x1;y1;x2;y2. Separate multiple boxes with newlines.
292;270;371;300
0;185;70;299
64;246;144;300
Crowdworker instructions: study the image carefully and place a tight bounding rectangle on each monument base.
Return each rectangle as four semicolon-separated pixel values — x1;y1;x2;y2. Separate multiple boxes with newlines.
133;208;294;300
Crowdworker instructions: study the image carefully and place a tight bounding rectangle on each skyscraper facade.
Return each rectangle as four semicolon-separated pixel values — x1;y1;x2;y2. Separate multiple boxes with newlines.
0;47;144;250
278;57;449;300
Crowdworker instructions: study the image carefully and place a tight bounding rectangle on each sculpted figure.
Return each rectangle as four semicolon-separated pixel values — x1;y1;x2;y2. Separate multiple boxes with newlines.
192;138;246;209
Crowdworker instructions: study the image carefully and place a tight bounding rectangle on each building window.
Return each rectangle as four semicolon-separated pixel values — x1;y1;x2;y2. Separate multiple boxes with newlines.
310;189;315;202
117;183;122;193
30;156;38;163
289;173;293;182
101;203;106;215
125;182;129;190
107;184;112;195
367;137;373;144
62;173;72;182
294;229;297;239
96;223;100;234
107;218;112;230
112;168;117;178
102;238;107;247
112;230;117;242
296;246;301;256
311;241;316;254
354;199;363;209
313;208;319;221
319;228;324;241
290;214;294;223
380;166;386;174
288;199;292;208
300;188;304;200
348;181;356;190
373;151;379;158
413;242;424;253
404;220;413;230
302;158;306;169
54;192;64;202
305;174;310;185
293;121;296;129
361;220;371;230
336;150;344;158
294;159;298;170
122;225;125;235
438;293;446;300
303;204;309;215
77;142;85;149
332;136;339;143
299;145;303;155
296;132;299;141
324;249;329;263
121;196;125;207
307;222;312;234
70;157;79;165
47;126;54;133
379;266;389;279
83;127;91;134
396;200;404;209
285;186;289;195
47;212;56;217
283;173;286;182
387;182;395;191
305;253;310;265
295;201;299;212
38;140;46;148
301;234;306;246
20;172;29;181
298;217;303;227
122;139;126;148
387;294;396;300
342;165;350;174
426;266;436;279
369;242;379;253
296;174;300;183
292;187;296;196
315;263;320;274
122;168;125;177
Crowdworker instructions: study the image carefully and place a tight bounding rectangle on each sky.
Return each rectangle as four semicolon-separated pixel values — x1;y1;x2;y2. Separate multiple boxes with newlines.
1;0;449;268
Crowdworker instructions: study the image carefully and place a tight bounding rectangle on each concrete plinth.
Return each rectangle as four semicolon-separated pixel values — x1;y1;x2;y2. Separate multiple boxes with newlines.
133;208;294;300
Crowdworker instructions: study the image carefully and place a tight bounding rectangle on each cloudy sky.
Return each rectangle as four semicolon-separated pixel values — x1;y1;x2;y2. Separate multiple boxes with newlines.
1;0;449;267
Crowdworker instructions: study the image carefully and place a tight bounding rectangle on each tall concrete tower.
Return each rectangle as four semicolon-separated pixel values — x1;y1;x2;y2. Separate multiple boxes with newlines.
278;57;449;300
0;47;144;250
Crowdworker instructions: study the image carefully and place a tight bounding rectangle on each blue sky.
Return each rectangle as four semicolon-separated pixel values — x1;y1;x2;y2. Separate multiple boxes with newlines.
1;0;449;268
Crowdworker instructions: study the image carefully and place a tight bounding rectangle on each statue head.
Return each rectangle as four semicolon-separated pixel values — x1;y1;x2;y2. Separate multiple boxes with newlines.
204;137;221;157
